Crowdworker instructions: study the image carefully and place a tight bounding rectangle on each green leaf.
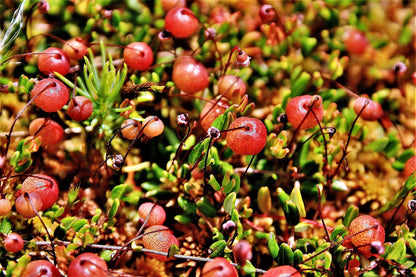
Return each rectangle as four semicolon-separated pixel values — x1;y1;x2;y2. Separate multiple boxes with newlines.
111;184;128;200
168;244;179;258
209;240;227;257
343;205;359;227
290;185;306;218
385;238;406;262
100;250;114;262
108;199;120;219
258;186;272;214
267;232;279;259
73;219;89;232
61;217;77;230
242;260;257;275
208;174;221;191
293;249;303;265
53;225;67;240
367;137;389;152
277;243;294;265
330;225;348;242
174;214;193;224
285;201;300;226
197;197;216;218
0;218;11;234
301;37;317;56
291;71;311;97
224;192;236;216
380;173;416;213
177;196;197;215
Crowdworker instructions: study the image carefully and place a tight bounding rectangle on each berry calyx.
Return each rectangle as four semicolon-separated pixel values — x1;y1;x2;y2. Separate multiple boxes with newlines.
262;265;301;277
353;97;383;121
142;116;165;138
201;257;238;277
142;225;179;261
21;174;59;211
286;95;324;130
138;202;166;226
217;75;247;101
348;215;385;258
200;99;230;131
38;47;70;76
15;192;43;218
31;78;69;113
123;42;154;71
28;118;64;146
67;252;108;277
21;260;62;277
121;119;142;140
67;96;93;121
4;233;24;253
62;37;88;60
164;7;199;38
172;56;209;93
226;117;267;155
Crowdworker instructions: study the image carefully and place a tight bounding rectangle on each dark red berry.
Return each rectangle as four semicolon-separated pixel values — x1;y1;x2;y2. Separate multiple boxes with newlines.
201;257;238;277
21;174;59;211
138;202;166;226
67;96;93;121
28;118;64;146
31;78;69;113
233;240;252;266
259;4;276;22
67;253;108;277
4;233;24;253
164;7;199;38
286;95;324;130
226;117;267;155
38;47;70;76
142;225;179;261
353;97;383;121
172;56;209;93
123;42;154;71
21;260;62;277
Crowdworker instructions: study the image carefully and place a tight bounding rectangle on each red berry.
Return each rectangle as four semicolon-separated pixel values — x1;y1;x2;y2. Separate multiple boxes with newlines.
161;0;186;12
121;119;142;140
142;116;165;138
348;215;385;258
226;117;267;155
68;253;108;277
403;156;416;179
164;7;199;38
67;96;93;121
172;56;209;93
15;192;43;218
353;97;383;121
21;174;59;211
62;38;88;60
200;99;230;131
21;260;62;277
412;72;416;85
262;266;301;277
123;42;154;71
344;30;369;55
233;240;252;266
31;78;69;113
286;95;324;130
4;233;24;253
0;198;12;216
217;75;247;101
138;202;166;226
38;47;70;76
142;225;179;261
28;118;64;146
201;257;238;277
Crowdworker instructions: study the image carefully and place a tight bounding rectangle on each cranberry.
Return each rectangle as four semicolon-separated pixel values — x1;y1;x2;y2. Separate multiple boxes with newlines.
200;99;230;132
67;253;108;277
21;174;59;211
142;225;179;261
15;192;43;218
201;257;238;277
353;97;383;121
403;156;416;179
21;260;62;277
0;198;12;216
164;7;199;38
217;75;247;101
138;202;166;226
38;47;70;76
226;117;267;155
344;30;369;55
172;56;209;93
62;38;88;60
142;116;165;138
161;0;186;12
348;215;385;258
28;118;64;146
31;78;69;113
67;96;93;121
121;119;142;140
286;95;324;130
233;240;252;266
262;265;301;277
4;233;24;253
123;42;154;71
